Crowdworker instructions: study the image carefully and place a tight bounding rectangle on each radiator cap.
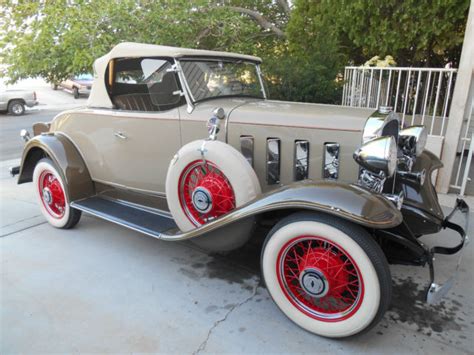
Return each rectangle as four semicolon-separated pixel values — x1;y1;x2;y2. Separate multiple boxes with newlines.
378;106;393;114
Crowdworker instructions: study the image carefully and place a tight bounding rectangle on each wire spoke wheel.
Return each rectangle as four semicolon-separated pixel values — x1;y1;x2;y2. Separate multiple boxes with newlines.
277;235;364;321
179;160;236;226
38;170;66;219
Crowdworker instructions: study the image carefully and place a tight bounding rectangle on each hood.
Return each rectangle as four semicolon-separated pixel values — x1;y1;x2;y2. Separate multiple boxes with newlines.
229;100;375;132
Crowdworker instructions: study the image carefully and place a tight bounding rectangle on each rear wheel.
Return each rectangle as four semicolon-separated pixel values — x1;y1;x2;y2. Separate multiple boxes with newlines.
8;100;25;116
261;212;391;338
33;158;81;229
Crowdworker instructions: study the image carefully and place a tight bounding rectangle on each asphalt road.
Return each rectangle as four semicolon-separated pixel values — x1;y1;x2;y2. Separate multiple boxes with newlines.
0;110;61;161
0;77;87;161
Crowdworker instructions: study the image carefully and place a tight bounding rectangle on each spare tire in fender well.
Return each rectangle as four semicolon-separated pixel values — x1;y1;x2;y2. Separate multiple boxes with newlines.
18;133;94;201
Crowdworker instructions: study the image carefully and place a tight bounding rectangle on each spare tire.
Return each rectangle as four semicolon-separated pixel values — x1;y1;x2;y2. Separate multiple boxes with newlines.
166;140;261;232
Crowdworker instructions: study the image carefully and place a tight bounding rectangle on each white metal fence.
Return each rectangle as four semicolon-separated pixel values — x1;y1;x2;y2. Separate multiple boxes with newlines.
342;66;457;137
450;94;474;196
342;66;474;196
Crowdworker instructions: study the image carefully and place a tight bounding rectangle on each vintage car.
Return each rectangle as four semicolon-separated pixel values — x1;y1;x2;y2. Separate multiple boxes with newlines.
53;73;93;98
13;42;468;338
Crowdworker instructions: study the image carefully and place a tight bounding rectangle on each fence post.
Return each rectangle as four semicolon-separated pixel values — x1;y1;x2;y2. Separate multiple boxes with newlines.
436;4;474;194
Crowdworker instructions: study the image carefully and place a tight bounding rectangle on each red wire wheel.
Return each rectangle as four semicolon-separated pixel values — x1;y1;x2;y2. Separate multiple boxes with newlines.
178;160;236;226
276;235;364;322
38;170;66;219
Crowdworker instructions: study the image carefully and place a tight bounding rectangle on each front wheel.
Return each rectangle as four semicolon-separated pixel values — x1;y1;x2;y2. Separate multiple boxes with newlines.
73;87;79;99
33;158;81;229
261;212;391;338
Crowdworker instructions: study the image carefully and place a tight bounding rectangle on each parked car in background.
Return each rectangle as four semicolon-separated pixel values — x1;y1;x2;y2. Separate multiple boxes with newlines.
14;43;468;338
54;73;93;99
0;86;38;115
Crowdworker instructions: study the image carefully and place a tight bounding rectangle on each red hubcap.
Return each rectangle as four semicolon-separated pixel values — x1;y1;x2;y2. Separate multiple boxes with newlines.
179;160;235;226
38;171;66;219
277;236;364;321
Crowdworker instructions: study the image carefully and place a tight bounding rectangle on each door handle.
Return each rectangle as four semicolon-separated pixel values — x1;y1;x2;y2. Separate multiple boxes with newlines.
114;131;127;140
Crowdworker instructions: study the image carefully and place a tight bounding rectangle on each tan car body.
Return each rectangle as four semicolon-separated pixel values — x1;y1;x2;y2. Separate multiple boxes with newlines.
18;42;404;245
15;43;469;334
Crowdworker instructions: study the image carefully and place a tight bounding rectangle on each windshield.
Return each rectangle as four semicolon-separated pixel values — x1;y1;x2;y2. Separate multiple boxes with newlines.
75;73;93;80
180;59;264;102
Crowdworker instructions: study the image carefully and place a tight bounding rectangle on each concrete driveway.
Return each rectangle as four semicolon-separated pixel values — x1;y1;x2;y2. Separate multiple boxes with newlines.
1;158;473;354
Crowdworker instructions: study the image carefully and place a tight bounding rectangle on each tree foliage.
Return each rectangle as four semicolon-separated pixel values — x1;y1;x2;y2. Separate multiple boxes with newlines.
288;0;470;67
0;0;469;103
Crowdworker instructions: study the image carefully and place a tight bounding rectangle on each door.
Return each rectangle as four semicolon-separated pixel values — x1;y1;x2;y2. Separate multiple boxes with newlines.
61;57;185;194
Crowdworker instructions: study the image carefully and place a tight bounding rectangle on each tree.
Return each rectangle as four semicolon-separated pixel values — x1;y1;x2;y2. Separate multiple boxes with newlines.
0;0;470;104
0;0;288;83
288;0;470;67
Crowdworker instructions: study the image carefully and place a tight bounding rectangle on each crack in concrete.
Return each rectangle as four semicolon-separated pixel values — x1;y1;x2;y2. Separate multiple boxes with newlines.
193;279;260;355
0;221;47;238
1;214;42;228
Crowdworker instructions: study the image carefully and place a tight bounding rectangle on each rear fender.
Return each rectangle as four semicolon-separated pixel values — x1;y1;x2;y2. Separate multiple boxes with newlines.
18;133;94;201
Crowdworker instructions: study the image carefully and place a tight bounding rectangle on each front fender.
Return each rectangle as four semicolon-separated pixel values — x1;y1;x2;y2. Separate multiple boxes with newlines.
164;180;402;242
18;133;94;201
249;181;403;228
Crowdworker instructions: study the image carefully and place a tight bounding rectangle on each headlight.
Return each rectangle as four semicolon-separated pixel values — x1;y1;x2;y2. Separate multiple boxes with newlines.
399;125;427;157
353;136;398;177
362;112;400;143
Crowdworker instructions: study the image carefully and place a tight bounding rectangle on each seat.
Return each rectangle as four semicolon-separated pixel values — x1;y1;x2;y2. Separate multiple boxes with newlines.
113;93;155;111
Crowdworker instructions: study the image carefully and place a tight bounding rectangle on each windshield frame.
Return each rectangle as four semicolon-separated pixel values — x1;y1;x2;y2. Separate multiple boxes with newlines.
176;57;267;106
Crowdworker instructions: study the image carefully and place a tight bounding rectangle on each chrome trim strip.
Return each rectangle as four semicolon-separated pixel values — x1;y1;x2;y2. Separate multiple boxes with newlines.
99;195;172;218
91;178;167;198
294;140;309;181
174;59;195;113
266;138;281;185
240;135;255;167
323;142;340;180
256;64;267;99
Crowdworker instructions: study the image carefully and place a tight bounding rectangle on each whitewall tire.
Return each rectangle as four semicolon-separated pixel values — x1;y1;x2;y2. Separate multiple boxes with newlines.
33;158;81;229
166;140;261;232
262;212;391;338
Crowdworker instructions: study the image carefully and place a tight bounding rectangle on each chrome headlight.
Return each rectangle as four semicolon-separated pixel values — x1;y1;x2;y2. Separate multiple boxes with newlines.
353;136;398;177
362;112;400;143
399;125;427;157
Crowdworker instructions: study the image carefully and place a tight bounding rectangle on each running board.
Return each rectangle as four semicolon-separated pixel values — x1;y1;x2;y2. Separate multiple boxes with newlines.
71;183;403;242
71;196;178;239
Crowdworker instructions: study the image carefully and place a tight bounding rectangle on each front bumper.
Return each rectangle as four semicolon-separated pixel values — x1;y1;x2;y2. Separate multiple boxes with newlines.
426;198;469;303
78;86;91;95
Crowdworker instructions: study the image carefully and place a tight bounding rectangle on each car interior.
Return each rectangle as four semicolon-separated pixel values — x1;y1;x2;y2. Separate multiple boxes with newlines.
107;57;186;112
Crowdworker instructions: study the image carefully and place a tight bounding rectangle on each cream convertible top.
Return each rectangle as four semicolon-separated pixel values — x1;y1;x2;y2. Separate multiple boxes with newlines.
87;42;262;108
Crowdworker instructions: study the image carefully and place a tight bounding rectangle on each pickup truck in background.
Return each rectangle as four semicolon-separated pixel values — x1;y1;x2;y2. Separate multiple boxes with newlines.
0;89;38;116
